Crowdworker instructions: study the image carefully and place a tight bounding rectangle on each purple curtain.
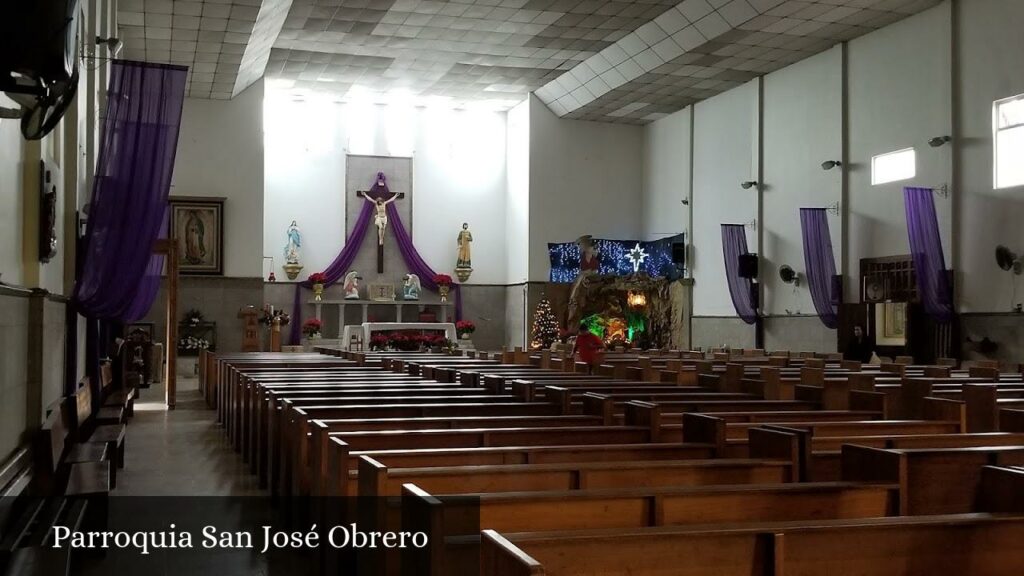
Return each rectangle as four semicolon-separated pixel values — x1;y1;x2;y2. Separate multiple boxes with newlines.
289;172;461;343
800;208;839;329
289;201;375;343
721;224;756;324
73;61;187;323
905;187;954;323
387;202;463;321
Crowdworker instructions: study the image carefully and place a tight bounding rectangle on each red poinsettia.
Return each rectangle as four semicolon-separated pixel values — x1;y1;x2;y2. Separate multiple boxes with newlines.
301;318;322;337
432;274;453;287
456;320;475;336
308;272;328;284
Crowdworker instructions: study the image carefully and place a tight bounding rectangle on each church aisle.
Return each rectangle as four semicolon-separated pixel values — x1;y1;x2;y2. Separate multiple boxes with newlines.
115;377;263;497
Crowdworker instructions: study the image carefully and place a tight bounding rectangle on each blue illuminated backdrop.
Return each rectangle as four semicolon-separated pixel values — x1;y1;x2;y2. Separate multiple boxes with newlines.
548;234;685;283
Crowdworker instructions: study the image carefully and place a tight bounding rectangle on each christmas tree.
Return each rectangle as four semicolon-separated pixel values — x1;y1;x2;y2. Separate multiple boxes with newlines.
530;298;559;350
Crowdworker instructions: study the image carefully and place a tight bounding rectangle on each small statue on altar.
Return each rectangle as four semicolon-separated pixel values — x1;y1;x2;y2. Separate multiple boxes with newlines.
403;274;421;301
455;223;473;282
343;271;362;300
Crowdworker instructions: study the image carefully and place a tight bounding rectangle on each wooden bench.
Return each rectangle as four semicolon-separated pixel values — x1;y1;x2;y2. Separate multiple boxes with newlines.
0;447;88;576
67;386;126;474
480;514;1024;576
405;481;898;575
841;444;1024;514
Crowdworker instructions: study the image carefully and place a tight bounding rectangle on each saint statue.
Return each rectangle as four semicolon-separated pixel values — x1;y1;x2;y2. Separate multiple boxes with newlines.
403;274;421;301
367;193;400;246
456;223;473;268
343;271;362;300
284;221;302;264
184;209;206;265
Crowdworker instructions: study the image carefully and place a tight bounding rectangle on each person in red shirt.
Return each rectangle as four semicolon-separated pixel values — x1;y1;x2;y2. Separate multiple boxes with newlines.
573;323;605;374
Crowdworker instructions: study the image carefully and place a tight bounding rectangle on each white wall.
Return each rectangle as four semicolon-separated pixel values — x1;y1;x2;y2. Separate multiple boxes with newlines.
173;79;265;278
642;107;690;243
641;1;970;342
506;99;530;285
762;47;843;317
528;94;644;281
691;81;759;316
956;0;1024;313
0;100;24;286
846;2;953;301
263;92;509;284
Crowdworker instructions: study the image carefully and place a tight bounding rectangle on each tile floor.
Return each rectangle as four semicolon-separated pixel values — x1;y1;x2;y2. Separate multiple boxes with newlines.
115;377;263;497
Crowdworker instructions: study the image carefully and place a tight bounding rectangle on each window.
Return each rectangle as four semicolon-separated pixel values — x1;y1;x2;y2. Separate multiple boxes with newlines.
995;94;1024;189
871;148;916;185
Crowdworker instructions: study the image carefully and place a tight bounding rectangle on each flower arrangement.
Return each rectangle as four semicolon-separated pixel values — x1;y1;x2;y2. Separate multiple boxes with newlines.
260;310;291;326
456;320;476;338
178;336;210;351
184;309;204;327
302;318;323;338
432;274;452;287
308;272;328;285
368;330;451;351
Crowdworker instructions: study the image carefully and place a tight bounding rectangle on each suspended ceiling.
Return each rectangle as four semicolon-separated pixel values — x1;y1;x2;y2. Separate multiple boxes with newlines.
117;0;943;123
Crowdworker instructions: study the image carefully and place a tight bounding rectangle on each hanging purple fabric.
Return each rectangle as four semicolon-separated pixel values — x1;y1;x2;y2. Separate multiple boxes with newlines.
721;224;756;324
386;202;463;321
904;187;954;323
799;208;839;329
289;201;375;344
73;61;187;322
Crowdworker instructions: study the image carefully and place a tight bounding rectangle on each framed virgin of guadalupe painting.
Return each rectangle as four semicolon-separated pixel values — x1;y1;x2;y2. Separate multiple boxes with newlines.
169;197;224;275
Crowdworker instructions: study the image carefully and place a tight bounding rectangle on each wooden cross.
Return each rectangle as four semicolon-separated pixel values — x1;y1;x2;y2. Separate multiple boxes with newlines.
356;188;405;273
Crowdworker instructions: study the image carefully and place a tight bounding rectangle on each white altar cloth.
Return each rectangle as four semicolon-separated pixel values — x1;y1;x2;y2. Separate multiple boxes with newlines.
342;322;458;344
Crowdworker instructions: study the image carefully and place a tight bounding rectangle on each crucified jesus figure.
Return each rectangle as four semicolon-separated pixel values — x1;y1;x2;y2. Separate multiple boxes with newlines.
368;193;400;246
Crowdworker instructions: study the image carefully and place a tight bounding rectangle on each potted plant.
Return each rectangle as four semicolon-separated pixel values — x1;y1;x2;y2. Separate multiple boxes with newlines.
302;318;323;339
456;320;476;340
432;273;453;302
308;272;328;301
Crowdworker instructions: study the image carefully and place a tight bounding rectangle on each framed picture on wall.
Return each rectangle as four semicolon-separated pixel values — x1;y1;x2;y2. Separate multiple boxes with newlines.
169;197;224;275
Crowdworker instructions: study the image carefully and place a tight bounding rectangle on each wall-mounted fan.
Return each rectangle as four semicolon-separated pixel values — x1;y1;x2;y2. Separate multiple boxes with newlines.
779;265;800;286
995;245;1023;275
0;1;82;140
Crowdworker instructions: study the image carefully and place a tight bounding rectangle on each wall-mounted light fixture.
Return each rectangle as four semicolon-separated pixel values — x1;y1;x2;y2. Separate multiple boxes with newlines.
825;201;840;216
740;181;758;190
928;135;952;147
95;36;123;56
821;160;842;171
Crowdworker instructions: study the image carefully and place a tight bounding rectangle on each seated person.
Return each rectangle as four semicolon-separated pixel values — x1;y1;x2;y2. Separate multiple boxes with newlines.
844;324;875;363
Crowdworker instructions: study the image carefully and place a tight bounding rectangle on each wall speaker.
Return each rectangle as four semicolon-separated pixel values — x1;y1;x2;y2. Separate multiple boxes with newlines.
738;254;758;279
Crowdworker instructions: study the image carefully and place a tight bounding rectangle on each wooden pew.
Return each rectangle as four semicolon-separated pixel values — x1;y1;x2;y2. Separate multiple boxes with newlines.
405;481;898;574
480;514;1024;576
841;445;1024;514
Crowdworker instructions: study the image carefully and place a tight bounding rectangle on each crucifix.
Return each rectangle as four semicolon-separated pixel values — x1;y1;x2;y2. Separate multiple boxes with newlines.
356;174;405;273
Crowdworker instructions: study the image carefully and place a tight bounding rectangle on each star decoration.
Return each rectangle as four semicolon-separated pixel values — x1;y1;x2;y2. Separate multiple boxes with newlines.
626;243;648;273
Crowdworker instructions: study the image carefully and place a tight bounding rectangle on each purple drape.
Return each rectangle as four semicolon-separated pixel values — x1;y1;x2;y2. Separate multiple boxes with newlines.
289;201;375;343
73;61;187;323
387;202;463;321
721;224;756;324
800;208;839;329
289;172;462;343
905;187;954;323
